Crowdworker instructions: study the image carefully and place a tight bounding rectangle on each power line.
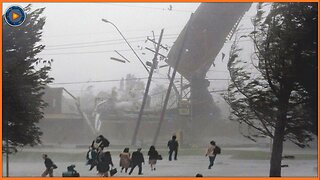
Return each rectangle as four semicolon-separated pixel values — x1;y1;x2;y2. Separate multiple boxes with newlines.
62;88;170;102
45;36;147;48
43;36;177;51
39;49;136;56
106;3;257;18
39;42;172;55
42;30;254;50
43;26;185;39
44;39;145;50
107;3;194;13
50;77;170;85
38;35;255;56
45;34;179;48
44;30;148;38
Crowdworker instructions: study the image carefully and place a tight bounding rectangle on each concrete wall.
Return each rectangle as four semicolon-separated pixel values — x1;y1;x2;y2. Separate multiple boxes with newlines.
38;116;94;146
38;114;257;147
37;116;182;146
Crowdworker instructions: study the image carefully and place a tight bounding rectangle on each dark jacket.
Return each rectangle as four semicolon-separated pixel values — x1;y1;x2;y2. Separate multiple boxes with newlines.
167;139;179;150
148;149;159;160
131;151;144;165
44;157;54;169
97;152;113;173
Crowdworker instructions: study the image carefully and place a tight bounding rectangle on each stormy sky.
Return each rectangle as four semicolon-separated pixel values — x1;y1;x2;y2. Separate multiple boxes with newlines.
3;3;201;96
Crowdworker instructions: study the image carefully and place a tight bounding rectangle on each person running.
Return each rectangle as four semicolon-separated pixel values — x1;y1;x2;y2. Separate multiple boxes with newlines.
205;140;218;169
97;151;114;177
119;147;131;173
86;146;98;171
41;154;56;177
147;145;159;171
167;135;179;161
128;148;144;175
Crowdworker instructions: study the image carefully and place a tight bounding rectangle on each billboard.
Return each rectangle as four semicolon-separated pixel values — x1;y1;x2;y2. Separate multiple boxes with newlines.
166;3;252;80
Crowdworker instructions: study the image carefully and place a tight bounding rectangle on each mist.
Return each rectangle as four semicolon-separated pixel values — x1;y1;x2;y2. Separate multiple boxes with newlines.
2;2;317;177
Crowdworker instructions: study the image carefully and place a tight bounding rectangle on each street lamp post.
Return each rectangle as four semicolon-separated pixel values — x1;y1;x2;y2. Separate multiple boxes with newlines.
101;19;149;72
102;19;165;145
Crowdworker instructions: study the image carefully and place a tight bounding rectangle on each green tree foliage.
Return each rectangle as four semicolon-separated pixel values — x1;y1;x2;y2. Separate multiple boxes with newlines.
225;3;317;176
2;5;53;151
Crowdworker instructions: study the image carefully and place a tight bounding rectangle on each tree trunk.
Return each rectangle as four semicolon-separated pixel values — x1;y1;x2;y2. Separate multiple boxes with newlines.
269;114;286;177
269;94;290;177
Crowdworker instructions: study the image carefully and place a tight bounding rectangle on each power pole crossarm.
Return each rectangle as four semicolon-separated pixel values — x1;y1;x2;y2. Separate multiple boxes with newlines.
145;47;167;59
147;37;169;51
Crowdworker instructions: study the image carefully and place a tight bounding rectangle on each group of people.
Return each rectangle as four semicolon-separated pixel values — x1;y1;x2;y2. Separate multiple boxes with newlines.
120;146;158;175
42;134;220;177
86;135;113;177
117;135;179;175
84;135;179;176
90;145;161;176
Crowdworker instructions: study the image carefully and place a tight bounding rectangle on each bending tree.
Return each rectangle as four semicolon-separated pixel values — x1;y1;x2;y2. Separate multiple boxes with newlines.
3;5;53;152
225;3;317;177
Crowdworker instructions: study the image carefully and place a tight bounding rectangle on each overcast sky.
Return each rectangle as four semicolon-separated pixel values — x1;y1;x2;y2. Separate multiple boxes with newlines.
3;2;261;99
3;3;201;95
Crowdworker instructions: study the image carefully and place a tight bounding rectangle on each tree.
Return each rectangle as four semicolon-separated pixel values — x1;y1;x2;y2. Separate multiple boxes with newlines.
225;3;317;177
2;5;53;151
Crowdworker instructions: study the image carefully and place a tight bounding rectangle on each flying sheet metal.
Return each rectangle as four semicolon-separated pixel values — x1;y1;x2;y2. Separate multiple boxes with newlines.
166;3;252;80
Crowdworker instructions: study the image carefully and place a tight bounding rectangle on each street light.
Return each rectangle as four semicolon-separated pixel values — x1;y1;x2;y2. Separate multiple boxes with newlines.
101;19;149;72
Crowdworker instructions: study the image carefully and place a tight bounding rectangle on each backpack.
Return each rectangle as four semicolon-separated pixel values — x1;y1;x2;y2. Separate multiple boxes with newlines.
214;146;221;154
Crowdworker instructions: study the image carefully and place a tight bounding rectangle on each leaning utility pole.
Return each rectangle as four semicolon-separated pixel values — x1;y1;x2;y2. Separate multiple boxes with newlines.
153;15;192;145
63;88;96;135
131;29;165;145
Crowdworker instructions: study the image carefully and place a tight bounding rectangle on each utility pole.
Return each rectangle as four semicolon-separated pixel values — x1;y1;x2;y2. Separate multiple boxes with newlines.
153;14;192;145
131;29;165;145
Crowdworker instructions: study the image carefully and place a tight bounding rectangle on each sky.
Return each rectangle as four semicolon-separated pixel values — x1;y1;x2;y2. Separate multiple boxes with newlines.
3;3;201;96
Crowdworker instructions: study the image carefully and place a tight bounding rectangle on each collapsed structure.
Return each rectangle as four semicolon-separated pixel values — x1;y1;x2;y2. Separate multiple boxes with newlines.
166;3;252;139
